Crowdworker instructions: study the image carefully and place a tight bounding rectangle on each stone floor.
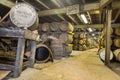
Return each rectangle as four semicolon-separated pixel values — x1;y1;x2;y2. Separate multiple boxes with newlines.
7;48;120;80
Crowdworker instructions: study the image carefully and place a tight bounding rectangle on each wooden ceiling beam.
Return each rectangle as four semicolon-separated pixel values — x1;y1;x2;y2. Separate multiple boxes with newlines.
74;24;120;29
0;0;14;8
99;0;113;9
38;3;99;16
75;24;103;29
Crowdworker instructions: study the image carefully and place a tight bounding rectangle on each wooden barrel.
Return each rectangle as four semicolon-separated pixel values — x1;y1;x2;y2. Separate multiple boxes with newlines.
50;39;64;59
73;39;78;44
41;34;48;42
115;27;120;36
49;22;59;32
103;38;112;46
79;33;86;39
73;45;78;50
65;44;73;54
114;39;120;47
113;49;120;61
98;48;114;62
41;23;49;32
73;34;79;39
79;40;84;44
82;45;87;50
78;45;83;51
59;21;74;32
103;27;113;34
59;33;73;44
35;44;53;63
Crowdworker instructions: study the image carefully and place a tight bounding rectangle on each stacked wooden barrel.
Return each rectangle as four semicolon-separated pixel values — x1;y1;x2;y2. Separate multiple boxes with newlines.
73;33;88;51
38;21;74;59
98;26;120;62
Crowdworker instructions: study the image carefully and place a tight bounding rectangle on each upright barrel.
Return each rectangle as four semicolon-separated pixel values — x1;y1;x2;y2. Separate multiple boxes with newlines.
59;33;73;44
50;39;64;59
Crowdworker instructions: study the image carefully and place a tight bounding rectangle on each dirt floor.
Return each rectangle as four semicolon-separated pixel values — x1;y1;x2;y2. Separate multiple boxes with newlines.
4;48;120;80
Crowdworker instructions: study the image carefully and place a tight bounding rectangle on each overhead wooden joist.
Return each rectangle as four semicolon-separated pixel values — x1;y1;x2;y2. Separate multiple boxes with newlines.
75;24;103;29
112;0;120;9
0;0;14;8
75;24;120;29
38;3;99;16
99;0;113;9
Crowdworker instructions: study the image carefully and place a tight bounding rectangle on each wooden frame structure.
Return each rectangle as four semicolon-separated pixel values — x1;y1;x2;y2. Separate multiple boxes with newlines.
0;28;39;77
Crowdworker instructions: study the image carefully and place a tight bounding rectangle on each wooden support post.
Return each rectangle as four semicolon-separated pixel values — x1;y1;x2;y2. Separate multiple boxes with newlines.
105;9;112;65
14;38;25;77
28;41;36;67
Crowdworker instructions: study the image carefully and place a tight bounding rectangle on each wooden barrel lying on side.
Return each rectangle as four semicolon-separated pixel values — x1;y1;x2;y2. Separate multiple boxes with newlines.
73;34;79;39
49;22;59;32
113;49;120;61
41;33;48;42
41;23;49;32
59;33;73;44
73;45;78;50
79;40;84;45
78;45;83;51
35;44;53;63
59;21;74;32
102;27;113;34
103;38;112;46
73;39;78;44
98;48;114;62
115;27;120;36
114;39;120;47
50;39;64;59
79;33;86;39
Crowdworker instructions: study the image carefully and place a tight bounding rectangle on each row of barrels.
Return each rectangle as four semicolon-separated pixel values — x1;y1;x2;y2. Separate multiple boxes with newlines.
102;27;120;36
73;33;86;39
98;48;120;62
41;33;73;45
39;21;74;32
39;21;74;59
98;26;120;63
73;33;86;51
73;44;88;51
99;27;120;48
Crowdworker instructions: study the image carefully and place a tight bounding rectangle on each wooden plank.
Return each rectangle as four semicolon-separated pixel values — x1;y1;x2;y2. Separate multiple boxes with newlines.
112;0;120;9
83;3;99;11
0;64;15;70
14;38;25;77
75;24;120;29
105;9;112;65
0;0;14;8
38;3;99;16
75;24;103;29
38;8;66;16
28;41;36;68
0;70;11;80
99;0;113;9
0;28;24;38
24;30;40;41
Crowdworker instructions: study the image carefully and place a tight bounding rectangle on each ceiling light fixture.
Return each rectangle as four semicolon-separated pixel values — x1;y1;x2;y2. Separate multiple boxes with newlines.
81;14;88;24
88;28;93;32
